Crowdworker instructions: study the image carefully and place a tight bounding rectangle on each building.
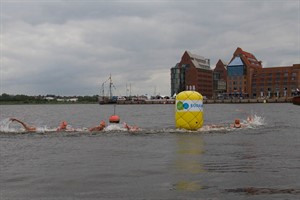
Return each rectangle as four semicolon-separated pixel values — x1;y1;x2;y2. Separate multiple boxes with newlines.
226;47;263;98
213;59;227;98
226;47;299;99
171;51;213;98
250;64;300;98
171;47;300;99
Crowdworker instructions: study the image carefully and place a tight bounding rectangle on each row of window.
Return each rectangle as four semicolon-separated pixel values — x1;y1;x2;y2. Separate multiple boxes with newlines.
228;76;244;80
253;72;297;77
252;86;298;91
253;77;297;81
228;81;246;85
197;74;212;79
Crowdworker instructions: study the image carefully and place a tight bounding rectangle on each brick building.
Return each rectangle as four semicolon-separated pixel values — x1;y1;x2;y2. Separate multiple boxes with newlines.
226;47;300;98
171;47;300;99
250;64;300;98
171;51;213;98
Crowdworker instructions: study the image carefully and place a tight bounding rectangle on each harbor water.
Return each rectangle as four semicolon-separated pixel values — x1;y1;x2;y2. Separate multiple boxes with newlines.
0;103;299;199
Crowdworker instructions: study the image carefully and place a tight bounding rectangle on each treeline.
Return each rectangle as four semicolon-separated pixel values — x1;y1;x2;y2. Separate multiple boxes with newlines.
0;93;99;104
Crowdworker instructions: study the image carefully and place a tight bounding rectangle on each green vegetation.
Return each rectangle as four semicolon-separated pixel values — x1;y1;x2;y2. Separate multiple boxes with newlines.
0;93;99;104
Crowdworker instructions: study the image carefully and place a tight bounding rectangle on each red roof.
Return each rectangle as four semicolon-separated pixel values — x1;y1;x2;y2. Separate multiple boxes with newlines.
233;47;262;69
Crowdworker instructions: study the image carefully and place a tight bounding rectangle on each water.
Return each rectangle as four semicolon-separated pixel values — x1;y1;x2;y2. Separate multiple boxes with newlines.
0;103;299;199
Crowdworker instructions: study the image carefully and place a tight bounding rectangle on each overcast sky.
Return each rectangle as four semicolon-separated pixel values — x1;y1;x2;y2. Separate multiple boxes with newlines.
1;0;299;96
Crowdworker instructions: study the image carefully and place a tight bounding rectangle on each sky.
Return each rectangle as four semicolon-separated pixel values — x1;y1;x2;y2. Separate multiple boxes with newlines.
1;0;299;96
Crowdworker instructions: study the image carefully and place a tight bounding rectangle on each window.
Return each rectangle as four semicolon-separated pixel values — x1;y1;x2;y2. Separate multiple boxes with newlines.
227;65;244;76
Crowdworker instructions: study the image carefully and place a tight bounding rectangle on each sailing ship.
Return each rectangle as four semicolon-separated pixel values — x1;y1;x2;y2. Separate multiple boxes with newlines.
98;75;118;104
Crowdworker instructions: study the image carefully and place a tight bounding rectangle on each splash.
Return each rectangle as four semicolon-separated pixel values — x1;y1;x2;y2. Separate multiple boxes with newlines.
0;118;14;132
199;125;229;132
0;118;51;133
198;114;265;133
242;114;266;128
104;124;127;132
0;115;266;134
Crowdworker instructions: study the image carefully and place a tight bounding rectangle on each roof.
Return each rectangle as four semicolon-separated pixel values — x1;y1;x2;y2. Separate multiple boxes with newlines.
219;59;228;66
232;47;262;69
186;51;211;70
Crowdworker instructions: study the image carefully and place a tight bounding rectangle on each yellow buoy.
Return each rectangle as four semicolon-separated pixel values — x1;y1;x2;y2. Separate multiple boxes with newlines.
175;91;204;131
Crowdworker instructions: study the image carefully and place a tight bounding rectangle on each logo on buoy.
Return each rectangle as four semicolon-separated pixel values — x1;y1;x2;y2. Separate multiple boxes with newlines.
177;101;190;110
176;100;203;111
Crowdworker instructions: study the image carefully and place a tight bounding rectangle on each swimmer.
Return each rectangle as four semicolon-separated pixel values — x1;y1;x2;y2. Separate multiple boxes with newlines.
233;119;241;128
231;119;247;128
123;122;140;132
89;120;106;132
57;121;67;131
10;118;74;132
56;121;75;131
9;118;37;132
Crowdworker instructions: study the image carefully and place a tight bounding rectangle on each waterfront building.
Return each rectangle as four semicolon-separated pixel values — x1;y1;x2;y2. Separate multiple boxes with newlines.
213;59;227;98
226;47;263;98
171;47;300;99
171;51;213;98
250;64;300;98
226;47;299;98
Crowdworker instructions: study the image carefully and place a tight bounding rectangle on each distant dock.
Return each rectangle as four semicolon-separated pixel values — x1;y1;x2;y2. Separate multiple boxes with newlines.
117;99;175;104
115;98;293;104
204;98;292;104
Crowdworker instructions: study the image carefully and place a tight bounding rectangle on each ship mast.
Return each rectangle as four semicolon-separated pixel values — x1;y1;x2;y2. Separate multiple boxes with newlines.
109;74;113;99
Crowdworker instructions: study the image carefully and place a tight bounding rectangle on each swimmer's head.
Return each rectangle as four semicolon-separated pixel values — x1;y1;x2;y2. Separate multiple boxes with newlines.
234;119;241;128
59;121;68;129
100;120;106;127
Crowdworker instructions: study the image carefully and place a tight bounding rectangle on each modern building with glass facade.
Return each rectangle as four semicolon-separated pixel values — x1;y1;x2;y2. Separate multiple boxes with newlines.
226;47;263;97
213;59;227;98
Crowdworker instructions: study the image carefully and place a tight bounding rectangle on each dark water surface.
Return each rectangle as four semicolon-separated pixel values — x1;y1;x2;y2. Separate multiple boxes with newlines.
0;103;299;199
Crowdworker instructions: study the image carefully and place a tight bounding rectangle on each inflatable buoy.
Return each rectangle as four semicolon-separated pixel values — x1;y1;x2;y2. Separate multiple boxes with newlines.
175;91;204;131
109;115;120;123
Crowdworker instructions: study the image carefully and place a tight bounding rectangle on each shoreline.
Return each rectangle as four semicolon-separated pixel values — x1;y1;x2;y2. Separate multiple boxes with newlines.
116;98;292;104
0;98;293;105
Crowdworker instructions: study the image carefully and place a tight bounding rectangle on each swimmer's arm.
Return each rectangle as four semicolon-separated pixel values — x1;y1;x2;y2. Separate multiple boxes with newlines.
123;122;130;130
88;125;104;132
88;126;98;132
10;118;36;132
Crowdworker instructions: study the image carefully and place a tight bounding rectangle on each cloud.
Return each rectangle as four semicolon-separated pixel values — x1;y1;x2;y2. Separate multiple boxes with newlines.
1;0;299;96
